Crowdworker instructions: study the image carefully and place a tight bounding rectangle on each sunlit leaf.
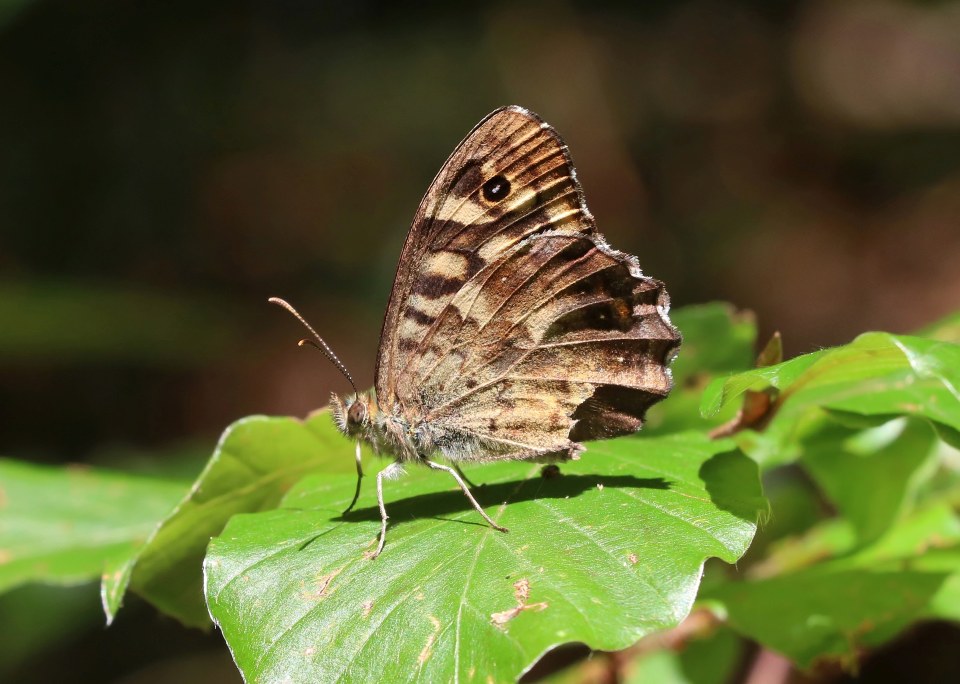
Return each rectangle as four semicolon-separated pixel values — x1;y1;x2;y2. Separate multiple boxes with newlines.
699;352;825;420
917;310;960;344
701;333;960;462
205;431;765;683
101;413;360;627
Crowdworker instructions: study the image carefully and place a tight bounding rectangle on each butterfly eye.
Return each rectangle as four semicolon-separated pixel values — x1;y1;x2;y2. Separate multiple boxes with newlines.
482;175;511;202
347;400;366;425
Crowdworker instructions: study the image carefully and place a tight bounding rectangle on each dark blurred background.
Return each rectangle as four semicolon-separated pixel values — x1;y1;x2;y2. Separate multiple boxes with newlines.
2;0;959;681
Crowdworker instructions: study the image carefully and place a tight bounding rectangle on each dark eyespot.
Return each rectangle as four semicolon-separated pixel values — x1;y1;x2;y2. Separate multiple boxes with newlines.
482;175;511;202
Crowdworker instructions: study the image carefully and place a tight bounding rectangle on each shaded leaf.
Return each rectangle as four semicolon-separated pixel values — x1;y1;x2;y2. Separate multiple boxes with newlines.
205;432;765;683
102;412;359;627
0;584;102;678
645;303;756;435
704;501;960;668
625;625;743;684
801;418;939;544
669;303;757;384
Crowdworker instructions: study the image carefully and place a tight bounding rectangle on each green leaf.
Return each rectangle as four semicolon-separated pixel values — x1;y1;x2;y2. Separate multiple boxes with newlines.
669;303;756;384
701;333;960;462
916;310;960;344
801;418;939;544
813;335;960;437
699;352;825;419
0;584;102;677
645;303;757;434
102;413;359;627
0;459;185;594
624;625;743;684
704;501;960;668
738;467;829;564
205;432;766;683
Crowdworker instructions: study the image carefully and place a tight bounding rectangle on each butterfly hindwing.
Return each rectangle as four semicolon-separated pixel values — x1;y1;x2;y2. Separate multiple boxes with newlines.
400;232;678;462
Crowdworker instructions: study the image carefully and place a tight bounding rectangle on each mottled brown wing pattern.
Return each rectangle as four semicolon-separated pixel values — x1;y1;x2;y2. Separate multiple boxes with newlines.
401;232;678;462
375;106;593;406
375;106;680;463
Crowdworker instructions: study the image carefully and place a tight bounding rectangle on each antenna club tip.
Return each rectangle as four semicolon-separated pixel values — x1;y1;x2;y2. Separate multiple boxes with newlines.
271;300;359;397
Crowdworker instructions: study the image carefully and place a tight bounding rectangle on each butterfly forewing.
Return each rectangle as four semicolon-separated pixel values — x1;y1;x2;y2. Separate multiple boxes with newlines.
375;106;679;463
375;107;593;401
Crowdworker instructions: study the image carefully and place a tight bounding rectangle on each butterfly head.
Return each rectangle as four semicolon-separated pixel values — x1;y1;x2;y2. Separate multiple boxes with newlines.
331;391;378;440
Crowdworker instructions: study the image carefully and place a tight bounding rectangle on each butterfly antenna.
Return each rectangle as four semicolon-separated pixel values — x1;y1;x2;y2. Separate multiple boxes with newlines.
268;297;360;398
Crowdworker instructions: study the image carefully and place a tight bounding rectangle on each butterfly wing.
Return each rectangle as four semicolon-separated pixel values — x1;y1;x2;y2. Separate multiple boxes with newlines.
376;106;587;398
375;106;679;462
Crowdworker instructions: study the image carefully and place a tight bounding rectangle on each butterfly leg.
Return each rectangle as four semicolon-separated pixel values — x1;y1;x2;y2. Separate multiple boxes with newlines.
424;459;508;533
453;463;479;489
343;441;364;516
369;460;404;559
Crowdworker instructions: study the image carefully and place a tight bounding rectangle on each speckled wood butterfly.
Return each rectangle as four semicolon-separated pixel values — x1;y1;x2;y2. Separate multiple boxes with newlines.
271;106;680;558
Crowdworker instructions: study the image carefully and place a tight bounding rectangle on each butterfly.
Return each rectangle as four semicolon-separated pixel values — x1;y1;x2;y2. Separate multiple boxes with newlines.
271;105;680;558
